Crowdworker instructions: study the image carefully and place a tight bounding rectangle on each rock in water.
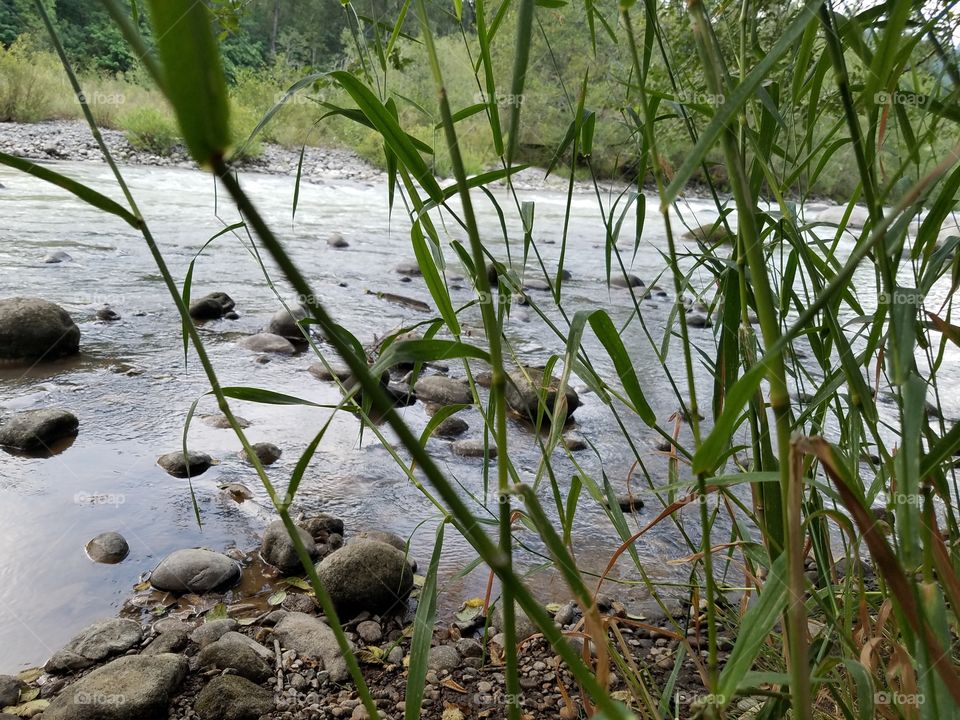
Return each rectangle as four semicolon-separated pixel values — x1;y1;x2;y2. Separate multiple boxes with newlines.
316;539;414;616
42;654;187;720
0;297;80;361
327;233;349;248
96;305;121;322
45;618;143;673
272;612;351;682
268;303;310;342
610;274;644;288
433;415;469;438
260;519;318;574
156;450;213;478
150;548;240;594
413;375;472;406
245;441;282;465
195;675;274;720
452;438;497;459
188;292;235;321
0;409;78;452
504;367;581;421
237;332;296;354
85;531;129;564
43;251;73;264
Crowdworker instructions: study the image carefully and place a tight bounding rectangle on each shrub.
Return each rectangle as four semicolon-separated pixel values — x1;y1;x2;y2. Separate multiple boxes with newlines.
117;106;180;155
0;37;65;122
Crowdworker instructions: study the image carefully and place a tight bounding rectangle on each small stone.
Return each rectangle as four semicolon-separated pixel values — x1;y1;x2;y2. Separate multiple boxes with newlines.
562;433;588;451
356;620;383;644
156;450;213;478
85;531;129;564
189;292;235;321
452;438;497;459
245;442;282;465
454;638;482;658
610;274;644;288
387;645;404;664
238;332;297;355
189;618;239;647
433;415;469;438
553;602;576;627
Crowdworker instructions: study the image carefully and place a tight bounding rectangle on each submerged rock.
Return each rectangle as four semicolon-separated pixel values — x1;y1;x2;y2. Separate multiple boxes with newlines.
189;292;235;321
414;375;472;406
260;519;318;574
43;251;72;263
268;303;310;342
195;675;274;720
272;612;351;682
316;539;414;617
504;368;581;421
0;297;80;361
433;415;469;438
610;274;644;289
327;233;349;248
150;548;240;594
85;531;129;564
156;450;213;478
237;332;296;355
0;409;78;452
42;653;187;720
45;618;143;673
245;441;282;465
395;261;422;276
95;305;121;322
681;224;734;244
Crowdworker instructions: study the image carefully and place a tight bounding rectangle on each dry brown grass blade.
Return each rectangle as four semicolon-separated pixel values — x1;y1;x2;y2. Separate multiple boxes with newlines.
927;512;960;616
797;436;960;705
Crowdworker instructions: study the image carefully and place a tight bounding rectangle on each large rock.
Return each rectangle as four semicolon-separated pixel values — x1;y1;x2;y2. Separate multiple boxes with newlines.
150;549;240;594
316;540;414;617
0;297;80;361
197;632;272;683
413;375;472;406
0;676;23;707
268;304;309;342
195;675;274;720
245;442;281;465
272;612;350;682
237;333;296;355
45;618;143;673
0;409;78;452
504;368;580;421
85;531;129;564
156;450;213;478
189;292;235;321
42;654;187;720
260;519;318;574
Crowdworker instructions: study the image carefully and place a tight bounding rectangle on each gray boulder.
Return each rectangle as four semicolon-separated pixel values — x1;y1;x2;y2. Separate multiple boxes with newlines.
413;375;472;406
504;368;580;421
0;675;23;707
41;653;187;720
316;540;414;616
272;612;350;682
268;304;309;342
245;442;281;465
189;292;235;321
46;618;143;673
156;450;213;478
0;409;78;452
237;332;296;355
85;531;129;564
195;675;274;720
0;297;80;361
433;415;469;438
348;530;407;553
260;520;318;574
297;514;344;540
189;619;238;648
150;549;240;594
197;633;272;683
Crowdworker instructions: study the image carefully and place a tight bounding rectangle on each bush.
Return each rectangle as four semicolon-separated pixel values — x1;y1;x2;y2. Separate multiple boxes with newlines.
0;37;65;122
117;106;180;155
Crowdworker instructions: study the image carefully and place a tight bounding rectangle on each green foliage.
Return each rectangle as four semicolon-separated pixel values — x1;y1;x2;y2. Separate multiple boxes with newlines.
0;35;63;121
117;105;179;155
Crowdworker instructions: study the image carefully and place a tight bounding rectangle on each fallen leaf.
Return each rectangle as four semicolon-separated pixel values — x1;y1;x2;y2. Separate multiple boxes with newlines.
441;678;467;693
207;602;229;619
267;591;287;607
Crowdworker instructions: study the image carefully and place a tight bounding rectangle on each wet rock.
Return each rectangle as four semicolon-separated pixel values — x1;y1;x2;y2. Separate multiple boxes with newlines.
427;645;460;672
85;531;129;564
316;540;414;616
156;450;213;478
562;432;588;451
504;368;581;421
414;375;472;406
687;314;712;328
43;251;73;264
349;530;407;552
197;632;273;683
195;675;274;720
0;409;78;452
150;549;240;594
610;274;644;288
298;513;345;541
452;438;497;459
816;204;870;229
189;292;235;321
96;305;121;322
356;620;383;644
328;233;349;248
201;414;250;429
681;224;734;243
0;298;80;361
273;612;351;682
268;303;310;342
42;653;188;720
615;494;644;513
189;619;238;648
524;278;552;291
553;602;577;627
0;675;24;707
260;519;318;574
245;441;282;465
433;415;469;438
307;362;352;382
46;618;143;673
385;382;417;407
237;332;296;355
395;261;422;276
220;483;254;502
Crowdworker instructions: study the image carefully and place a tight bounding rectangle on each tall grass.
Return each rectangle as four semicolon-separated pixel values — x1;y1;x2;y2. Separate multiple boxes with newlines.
7;0;960;718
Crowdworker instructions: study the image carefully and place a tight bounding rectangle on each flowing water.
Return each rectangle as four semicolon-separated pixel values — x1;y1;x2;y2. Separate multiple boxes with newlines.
0;160;955;672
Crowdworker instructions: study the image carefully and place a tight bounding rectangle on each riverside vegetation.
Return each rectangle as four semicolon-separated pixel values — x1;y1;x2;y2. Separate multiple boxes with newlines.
0;0;960;719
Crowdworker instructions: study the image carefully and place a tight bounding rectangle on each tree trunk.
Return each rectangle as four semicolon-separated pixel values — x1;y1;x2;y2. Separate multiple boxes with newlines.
269;0;280;59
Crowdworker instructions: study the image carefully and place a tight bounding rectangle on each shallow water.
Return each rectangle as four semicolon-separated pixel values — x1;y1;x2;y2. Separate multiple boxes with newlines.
0;160;954;672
